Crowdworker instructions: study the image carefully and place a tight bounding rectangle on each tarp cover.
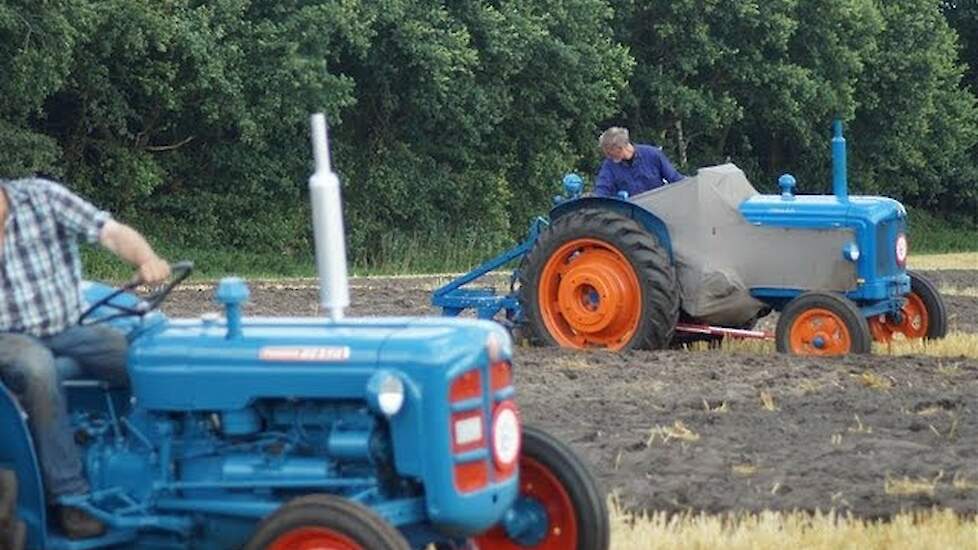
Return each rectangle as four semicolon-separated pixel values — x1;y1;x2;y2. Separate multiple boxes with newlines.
631;164;856;326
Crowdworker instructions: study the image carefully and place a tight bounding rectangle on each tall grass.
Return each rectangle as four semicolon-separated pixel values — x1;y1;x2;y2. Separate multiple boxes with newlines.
609;499;978;550
906;207;978;253
82;230;517;281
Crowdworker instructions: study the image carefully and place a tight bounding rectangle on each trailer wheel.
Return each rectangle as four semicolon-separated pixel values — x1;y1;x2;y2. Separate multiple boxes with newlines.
244;494;409;550
0;469;26;550
776;292;872;355
472;425;609;550
868;271;948;342
519;208;679;350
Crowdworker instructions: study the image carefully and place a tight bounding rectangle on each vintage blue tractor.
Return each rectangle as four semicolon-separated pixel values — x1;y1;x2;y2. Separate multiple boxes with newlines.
0;115;609;550
433;120;948;356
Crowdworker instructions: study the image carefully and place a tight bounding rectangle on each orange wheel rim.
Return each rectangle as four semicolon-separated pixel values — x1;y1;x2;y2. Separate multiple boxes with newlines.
472;455;578;549
268;527;363;550
538;238;641;350
868;292;929;342
788;308;852;355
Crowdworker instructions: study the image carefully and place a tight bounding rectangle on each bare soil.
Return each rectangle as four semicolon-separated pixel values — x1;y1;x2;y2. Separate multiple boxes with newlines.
161;269;978;519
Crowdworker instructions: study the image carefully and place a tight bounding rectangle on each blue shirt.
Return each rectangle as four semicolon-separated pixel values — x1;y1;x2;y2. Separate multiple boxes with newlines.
0;178;110;336
594;144;685;198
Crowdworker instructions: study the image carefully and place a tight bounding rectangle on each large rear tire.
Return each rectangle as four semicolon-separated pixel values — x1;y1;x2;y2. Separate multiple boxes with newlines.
244;494;409;550
0;469;25;550
472;425;609;550
518;208;679;350
776;292;872;356
869;270;948;342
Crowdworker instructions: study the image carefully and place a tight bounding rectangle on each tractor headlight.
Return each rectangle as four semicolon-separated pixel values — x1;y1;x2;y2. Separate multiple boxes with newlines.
366;370;405;417
895;233;908;267
491;401;521;474
843;242;860;262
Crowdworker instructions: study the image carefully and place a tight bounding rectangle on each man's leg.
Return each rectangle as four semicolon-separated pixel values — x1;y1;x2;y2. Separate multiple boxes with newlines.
0;334;89;497
42;325;129;388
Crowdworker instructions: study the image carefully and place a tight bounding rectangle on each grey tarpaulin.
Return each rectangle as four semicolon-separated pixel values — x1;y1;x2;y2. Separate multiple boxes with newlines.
630;164;856;326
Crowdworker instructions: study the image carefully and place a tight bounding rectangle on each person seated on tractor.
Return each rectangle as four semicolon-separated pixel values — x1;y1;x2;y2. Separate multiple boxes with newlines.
0;176;170;539
594;126;685;198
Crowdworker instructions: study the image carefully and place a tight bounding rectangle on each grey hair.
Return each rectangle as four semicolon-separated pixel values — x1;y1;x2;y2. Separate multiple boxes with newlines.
599;127;630;151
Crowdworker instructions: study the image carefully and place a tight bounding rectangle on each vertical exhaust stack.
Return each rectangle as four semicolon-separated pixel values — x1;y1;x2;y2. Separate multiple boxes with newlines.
309;113;350;321
831;119;849;202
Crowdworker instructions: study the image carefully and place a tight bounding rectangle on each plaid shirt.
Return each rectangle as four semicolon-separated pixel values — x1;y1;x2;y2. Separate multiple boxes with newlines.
0;178;111;336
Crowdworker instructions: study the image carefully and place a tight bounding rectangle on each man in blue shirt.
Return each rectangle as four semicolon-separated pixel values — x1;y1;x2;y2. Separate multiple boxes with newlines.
594;126;685;198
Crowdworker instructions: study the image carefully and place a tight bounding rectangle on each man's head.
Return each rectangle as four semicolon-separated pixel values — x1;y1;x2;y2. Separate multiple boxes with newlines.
599;127;634;163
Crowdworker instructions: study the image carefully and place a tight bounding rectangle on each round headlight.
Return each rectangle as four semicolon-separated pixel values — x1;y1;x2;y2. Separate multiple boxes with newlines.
492;401;521;473
895;233;908;267
843;242;860;262
366;371;405;416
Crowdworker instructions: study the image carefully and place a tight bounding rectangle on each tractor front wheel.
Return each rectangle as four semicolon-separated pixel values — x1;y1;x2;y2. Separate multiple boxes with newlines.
869;271;948;342
0;469;25;550
472;425;609;550
518;208;679;350
244;494;409;550
776;292;872;355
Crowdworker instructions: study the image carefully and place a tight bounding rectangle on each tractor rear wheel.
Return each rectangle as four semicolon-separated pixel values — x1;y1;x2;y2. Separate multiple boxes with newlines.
518;208;679;350
868;271;948;342
472;425;609;550
776;292;872;355
0;469;26;550
244;494;409;550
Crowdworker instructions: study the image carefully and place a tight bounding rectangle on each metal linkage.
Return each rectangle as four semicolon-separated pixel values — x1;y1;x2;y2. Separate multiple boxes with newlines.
431;217;549;323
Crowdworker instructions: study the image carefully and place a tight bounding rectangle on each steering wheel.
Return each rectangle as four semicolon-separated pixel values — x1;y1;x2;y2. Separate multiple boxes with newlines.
78;261;194;325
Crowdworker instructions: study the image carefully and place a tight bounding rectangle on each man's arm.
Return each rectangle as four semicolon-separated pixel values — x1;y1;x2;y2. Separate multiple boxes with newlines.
593;162;616;197
656;150;685;183
99;221;171;284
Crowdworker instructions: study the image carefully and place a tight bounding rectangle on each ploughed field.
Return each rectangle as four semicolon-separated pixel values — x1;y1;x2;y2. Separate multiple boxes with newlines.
162;269;978;519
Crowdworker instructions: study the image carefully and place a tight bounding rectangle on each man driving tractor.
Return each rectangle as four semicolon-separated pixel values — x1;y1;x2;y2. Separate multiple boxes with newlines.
0;177;170;539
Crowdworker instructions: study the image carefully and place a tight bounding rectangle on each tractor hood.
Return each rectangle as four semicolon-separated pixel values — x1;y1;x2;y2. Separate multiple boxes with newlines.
739;193;907;228
128;315;508;411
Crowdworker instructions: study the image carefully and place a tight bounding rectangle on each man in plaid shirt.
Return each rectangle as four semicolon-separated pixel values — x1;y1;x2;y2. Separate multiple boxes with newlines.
0;177;170;539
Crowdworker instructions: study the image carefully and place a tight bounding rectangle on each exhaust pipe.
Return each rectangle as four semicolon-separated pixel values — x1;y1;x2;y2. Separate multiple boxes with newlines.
309;113;350;321
831;119;849;202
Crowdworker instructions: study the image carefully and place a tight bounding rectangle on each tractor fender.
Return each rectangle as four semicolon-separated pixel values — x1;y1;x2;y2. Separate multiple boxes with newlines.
549;197;674;260
0;383;47;549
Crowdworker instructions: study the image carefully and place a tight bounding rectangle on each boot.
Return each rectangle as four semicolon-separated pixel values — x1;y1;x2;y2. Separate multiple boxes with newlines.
56;506;105;540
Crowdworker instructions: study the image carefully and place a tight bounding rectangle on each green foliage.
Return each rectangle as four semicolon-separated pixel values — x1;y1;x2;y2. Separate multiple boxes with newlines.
1;0;976;280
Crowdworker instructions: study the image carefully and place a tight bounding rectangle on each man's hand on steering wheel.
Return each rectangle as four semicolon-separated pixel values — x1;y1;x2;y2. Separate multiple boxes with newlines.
79;260;193;325
136;256;171;286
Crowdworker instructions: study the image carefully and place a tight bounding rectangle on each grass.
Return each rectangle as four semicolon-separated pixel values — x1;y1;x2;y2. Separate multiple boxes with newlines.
705;331;978;359
907;252;978;271
82;229;514;281
905;207;978;254
608;500;978;550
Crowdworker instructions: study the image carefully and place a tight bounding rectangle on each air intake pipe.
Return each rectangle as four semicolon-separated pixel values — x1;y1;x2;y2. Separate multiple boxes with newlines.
309;113;350;321
831;119;849;202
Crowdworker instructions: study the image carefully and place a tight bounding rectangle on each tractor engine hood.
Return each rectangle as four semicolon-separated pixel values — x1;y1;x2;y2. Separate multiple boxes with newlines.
739;193;907;228
128;316;508;411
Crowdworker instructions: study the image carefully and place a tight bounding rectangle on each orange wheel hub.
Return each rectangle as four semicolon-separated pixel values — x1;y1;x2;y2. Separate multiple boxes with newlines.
268;527;363;550
472;455;578;549
788;308;852;356
868;292;929;342
537;238;641;350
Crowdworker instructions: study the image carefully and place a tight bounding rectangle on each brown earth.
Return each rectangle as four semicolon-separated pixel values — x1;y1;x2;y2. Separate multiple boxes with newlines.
160;269;978;519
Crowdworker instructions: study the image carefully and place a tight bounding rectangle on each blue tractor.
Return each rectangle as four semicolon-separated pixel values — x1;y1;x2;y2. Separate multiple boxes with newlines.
0;115;609;550
433;120;948;356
